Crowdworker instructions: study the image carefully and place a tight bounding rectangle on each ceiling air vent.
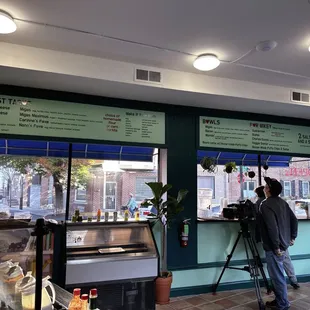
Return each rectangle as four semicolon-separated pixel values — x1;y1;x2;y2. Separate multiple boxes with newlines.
135;68;162;84
291;91;310;104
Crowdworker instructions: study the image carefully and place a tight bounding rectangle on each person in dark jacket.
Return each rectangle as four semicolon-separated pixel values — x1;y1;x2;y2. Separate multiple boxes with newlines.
260;177;298;310
254;185;300;291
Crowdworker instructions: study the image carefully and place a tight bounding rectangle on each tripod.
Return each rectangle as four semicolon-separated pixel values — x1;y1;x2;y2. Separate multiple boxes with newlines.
212;219;272;310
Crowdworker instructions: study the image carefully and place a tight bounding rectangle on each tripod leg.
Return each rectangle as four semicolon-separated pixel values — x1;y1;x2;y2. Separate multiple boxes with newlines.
212;231;243;293
244;237;266;310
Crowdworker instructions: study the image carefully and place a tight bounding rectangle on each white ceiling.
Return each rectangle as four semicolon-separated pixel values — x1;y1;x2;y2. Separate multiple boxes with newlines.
1;0;310;114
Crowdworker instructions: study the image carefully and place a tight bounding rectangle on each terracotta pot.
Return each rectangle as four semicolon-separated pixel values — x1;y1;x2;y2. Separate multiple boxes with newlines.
155;275;173;305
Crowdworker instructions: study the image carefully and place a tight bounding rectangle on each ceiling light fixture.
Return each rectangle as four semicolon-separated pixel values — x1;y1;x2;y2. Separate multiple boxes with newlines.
193;54;220;71
0;11;17;34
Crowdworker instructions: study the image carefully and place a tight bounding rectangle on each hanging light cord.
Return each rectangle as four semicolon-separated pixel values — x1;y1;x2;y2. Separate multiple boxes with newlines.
13;17;310;80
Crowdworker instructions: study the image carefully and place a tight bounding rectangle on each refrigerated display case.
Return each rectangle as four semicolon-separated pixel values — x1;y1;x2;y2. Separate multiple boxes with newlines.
0;220;66;310
66;220;159;310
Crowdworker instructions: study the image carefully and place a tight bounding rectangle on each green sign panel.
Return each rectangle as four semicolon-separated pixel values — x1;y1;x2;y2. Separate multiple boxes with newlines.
0;95;165;144
200;116;310;155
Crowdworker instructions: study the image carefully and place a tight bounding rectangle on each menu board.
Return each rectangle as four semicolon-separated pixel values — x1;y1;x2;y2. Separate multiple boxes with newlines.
0;95;165;144
200;116;310;155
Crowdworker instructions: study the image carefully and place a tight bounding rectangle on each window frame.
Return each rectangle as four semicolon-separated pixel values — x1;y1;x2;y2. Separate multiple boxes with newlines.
135;176;157;202
283;180;291;197
75;188;87;202
103;181;117;210
197;176;215;199
302;181;310;198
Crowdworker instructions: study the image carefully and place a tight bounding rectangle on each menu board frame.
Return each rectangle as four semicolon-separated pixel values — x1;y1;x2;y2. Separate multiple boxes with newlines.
0;95;166;146
199;116;310;156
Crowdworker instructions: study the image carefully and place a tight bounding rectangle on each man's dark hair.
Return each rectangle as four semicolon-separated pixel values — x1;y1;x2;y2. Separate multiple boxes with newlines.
254;185;265;198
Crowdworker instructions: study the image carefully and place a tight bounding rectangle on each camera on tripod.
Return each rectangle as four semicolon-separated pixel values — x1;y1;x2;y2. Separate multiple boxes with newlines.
222;199;255;220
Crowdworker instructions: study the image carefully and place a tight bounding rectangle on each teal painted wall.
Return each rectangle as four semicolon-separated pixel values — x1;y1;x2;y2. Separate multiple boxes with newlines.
170;221;310;290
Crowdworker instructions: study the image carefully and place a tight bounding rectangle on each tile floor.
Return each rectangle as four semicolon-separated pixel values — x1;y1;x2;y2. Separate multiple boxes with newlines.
156;283;310;309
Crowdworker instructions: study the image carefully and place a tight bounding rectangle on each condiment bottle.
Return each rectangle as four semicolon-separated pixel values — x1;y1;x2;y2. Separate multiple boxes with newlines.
68;288;82;310
97;209;101;222
89;288;98;310
104;212;109;222
135;211;140;221
124;210;129;221
81;294;88;310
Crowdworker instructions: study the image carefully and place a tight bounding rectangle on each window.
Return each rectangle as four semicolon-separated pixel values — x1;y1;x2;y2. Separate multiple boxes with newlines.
135;177;157;202
104;182;117;210
198;176;215;198
0;153;68;220
302;181;309;198
243;181;256;199
75;188;86;201
283;181;291;197
68;152;158;217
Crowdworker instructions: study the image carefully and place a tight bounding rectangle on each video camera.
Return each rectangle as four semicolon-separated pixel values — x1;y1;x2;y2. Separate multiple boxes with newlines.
223;200;255;220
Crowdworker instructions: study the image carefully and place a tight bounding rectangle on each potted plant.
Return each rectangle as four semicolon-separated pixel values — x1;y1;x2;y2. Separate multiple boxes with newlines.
141;182;188;305
247;171;256;179
200;157;217;173
224;162;237;174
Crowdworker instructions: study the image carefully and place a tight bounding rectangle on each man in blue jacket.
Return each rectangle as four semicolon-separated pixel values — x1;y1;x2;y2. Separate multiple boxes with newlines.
260;177;298;310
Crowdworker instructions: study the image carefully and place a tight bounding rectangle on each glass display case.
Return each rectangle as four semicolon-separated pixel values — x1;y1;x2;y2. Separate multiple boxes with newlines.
0;222;56;309
66;220;158;285
66;220;159;310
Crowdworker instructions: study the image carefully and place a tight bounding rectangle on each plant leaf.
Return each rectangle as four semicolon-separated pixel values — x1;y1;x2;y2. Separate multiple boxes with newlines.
177;189;189;203
145;182;163;200
160;184;173;197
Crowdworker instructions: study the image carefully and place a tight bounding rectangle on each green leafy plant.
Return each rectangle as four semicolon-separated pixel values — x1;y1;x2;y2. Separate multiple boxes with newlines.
224;162;237;174
200;157;217;173
141;182;188;277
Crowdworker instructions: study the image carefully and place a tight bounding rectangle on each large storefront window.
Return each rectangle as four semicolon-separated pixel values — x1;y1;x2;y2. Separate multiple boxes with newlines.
265;157;310;219
0;139;159;221
68;148;158;219
197;151;310;220
0;154;68;222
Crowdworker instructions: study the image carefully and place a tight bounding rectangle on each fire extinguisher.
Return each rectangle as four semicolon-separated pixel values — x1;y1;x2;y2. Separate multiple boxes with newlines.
180;219;191;248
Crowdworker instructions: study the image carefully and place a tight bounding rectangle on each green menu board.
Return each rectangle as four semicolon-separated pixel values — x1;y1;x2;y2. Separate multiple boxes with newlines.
0;95;165;144
199;116;310;155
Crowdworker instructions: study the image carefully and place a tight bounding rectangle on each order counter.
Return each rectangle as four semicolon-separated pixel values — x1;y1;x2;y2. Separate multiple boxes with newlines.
0;219;159;310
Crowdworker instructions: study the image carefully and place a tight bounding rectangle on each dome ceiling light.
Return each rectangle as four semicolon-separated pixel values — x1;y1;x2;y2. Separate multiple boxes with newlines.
193;54;220;71
193;40;278;72
0;11;17;34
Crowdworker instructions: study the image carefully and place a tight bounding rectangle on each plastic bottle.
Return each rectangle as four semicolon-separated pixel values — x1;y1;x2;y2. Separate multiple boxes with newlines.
81;294;88;310
89;288;98;310
124;210;129;221
97;209;101;222
68;288;82;310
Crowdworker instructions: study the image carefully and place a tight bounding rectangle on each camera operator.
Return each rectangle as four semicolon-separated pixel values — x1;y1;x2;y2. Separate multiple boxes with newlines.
259;177;298;310
254;186;300;291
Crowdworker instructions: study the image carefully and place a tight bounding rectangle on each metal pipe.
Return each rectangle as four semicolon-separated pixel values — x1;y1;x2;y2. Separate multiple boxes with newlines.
34;219;44;310
65;143;73;221
258;154;262;186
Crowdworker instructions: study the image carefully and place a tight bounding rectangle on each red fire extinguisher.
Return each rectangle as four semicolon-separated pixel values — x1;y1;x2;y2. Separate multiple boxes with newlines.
180;219;190;248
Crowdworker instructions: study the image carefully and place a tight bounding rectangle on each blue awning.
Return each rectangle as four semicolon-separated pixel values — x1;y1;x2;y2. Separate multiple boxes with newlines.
197;151;291;167
0;139;155;162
